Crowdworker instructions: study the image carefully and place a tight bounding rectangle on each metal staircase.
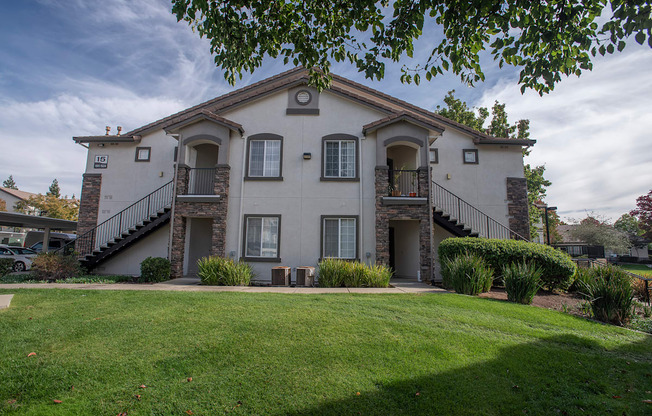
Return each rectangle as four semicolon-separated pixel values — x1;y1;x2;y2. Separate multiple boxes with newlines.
431;181;528;241
60;181;174;270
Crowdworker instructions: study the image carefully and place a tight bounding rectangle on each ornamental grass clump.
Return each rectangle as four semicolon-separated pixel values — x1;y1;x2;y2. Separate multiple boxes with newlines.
502;261;543;305
584;265;635;326
442;253;493;295
317;258;391;288
198;256;253;286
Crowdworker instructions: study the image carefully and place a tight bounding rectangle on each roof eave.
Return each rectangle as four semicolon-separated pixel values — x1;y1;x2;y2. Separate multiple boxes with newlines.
474;138;536;146
72;135;139;144
164;113;244;135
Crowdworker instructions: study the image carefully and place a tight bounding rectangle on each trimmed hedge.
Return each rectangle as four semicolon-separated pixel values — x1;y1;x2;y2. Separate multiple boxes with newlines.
438;238;575;290
140;257;171;283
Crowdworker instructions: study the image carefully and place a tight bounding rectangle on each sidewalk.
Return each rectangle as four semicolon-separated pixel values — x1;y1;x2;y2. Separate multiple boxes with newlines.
0;278;445;294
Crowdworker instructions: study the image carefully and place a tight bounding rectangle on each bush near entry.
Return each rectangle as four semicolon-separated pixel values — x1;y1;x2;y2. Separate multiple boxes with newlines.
140;257;171;283
441;253;493;295
438;238;575;290
31;252;82;281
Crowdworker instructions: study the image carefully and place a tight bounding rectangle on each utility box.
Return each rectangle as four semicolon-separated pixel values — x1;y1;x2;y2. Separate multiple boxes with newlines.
296;266;315;287
271;266;291;286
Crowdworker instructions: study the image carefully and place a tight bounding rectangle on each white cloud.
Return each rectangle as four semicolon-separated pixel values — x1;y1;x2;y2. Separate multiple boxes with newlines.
475;48;652;222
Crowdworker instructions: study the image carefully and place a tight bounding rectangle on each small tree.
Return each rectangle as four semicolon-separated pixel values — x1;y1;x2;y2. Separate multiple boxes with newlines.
630;189;652;239
47;179;61;198
2;175;18;190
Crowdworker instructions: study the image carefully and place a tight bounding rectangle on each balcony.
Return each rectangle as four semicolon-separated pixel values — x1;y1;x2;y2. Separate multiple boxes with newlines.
382;169;427;206
176;167;221;202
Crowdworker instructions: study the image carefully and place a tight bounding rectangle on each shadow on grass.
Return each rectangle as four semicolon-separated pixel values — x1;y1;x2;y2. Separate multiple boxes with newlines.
286;334;652;416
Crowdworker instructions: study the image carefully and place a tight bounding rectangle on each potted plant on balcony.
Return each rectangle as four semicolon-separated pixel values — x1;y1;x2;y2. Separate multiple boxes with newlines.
409;171;418;197
391;167;404;196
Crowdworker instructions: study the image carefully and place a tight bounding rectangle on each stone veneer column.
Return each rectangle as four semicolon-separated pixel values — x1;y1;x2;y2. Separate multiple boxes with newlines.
77;173;102;236
169;164;230;278
375;166;433;281
506;177;530;239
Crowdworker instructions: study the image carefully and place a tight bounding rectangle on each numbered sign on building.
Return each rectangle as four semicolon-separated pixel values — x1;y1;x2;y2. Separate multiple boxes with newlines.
94;155;109;169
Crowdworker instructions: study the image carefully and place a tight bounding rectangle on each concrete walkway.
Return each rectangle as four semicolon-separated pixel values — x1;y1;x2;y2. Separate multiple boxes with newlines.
0;278;445;294
0;294;13;309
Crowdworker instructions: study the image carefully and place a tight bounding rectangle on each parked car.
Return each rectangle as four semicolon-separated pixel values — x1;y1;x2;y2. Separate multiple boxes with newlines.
23;231;76;251
0;244;36;272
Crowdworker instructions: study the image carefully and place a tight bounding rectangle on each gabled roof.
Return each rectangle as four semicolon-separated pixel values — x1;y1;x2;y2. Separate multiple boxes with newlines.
362;111;445;135
0;187;37;201
164;110;244;135
115;67;534;146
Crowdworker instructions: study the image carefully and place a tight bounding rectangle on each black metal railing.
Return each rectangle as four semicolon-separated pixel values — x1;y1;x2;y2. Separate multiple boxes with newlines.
388;169;421;197
58;181;174;258
186;168;217;195
431;181;529;241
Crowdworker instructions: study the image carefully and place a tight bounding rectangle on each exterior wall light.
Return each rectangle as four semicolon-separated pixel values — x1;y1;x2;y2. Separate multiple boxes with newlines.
303;152;312;160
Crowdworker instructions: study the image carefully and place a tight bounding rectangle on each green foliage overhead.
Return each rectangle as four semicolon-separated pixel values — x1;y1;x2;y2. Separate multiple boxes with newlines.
438;237;576;290
172;0;652;94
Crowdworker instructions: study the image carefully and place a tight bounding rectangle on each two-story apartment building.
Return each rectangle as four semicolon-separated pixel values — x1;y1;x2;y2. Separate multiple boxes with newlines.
72;68;533;282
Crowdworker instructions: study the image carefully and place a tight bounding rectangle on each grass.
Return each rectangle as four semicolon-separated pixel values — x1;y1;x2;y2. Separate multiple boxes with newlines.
0;290;651;415
620;263;652;278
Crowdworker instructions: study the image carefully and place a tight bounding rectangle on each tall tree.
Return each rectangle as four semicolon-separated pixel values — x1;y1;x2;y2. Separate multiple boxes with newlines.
569;214;631;254
2;175;18;190
172;1;652;93
614;213;643;236
16;195;79;221
47;179;61;198
435;91;551;240
630;189;652;239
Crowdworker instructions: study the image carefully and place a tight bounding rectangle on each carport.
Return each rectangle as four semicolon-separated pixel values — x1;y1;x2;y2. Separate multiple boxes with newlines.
0;212;77;252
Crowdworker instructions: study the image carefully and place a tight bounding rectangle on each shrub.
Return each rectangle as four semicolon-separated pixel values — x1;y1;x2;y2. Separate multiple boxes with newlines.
631;277;649;302
198;256;252;286
140;257;171;283
31;252;82;281
317;258;391;288
584;265;635;326
502;261;543;305
0;258;13;276
442;253;493;295
438;238;575;291
568;267;595;298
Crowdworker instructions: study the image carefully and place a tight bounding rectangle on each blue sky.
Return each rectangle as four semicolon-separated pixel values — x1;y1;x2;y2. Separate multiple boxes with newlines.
1;0;651;222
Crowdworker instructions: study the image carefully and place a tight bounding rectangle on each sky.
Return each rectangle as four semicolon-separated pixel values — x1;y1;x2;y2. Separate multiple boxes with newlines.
0;0;650;222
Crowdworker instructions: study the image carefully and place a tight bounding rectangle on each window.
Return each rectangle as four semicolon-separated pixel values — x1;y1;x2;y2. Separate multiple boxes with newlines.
243;215;281;260
463;149;478;164
322;135;358;180
245;134;283;179
429;149;439;164
135;147;151;162
322;216;357;259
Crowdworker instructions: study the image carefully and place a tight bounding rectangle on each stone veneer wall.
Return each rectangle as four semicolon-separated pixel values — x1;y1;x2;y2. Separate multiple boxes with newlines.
170;164;230;278
506;177;530;239
375;166;432;281
77;173;102;247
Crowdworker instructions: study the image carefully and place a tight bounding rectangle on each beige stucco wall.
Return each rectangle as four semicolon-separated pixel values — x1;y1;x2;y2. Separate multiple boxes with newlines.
429;129;525;227
96;224;170;276
390;220;420;278
84;131;177;224
0;191;23;212
220;90;384;279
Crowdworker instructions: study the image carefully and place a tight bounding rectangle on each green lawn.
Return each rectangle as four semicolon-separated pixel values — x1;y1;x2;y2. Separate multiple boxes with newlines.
620;263;652;278
0;290;650;415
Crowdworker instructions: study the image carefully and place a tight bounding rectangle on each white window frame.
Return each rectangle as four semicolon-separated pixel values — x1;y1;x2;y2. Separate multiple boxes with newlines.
323;139;356;179
322;217;357;259
247;139;282;178
244;215;280;259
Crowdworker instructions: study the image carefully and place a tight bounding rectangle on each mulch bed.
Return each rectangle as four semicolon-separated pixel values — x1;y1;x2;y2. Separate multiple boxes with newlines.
479;287;586;314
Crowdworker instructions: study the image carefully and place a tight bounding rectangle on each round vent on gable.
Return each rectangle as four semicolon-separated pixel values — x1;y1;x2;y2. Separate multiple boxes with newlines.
295;90;312;106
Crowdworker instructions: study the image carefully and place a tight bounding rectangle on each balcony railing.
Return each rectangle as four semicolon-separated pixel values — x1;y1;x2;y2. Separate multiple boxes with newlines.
185;168;216;195
388;169;421;197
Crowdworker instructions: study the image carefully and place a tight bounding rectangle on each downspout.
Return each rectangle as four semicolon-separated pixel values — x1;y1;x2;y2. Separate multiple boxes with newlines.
236;134;247;259
360;134;365;264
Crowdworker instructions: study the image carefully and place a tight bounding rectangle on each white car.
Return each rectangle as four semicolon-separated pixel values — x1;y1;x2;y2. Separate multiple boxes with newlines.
0;245;37;272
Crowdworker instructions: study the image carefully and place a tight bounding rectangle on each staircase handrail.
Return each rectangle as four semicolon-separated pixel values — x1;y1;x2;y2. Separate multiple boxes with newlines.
58;180;174;257
431;180;529;241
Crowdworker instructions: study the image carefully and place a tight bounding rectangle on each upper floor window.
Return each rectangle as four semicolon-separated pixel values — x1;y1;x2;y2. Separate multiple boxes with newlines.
245;134;283;180
463;149;478;164
135;147;151;162
321;134;358;181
